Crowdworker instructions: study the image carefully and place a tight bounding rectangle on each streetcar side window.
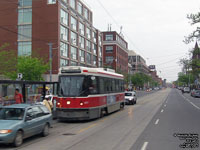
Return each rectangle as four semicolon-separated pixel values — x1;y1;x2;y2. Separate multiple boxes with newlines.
98;77;124;94
116;80;119;92
89;76;98;95
112;79;116;92
99;78;105;94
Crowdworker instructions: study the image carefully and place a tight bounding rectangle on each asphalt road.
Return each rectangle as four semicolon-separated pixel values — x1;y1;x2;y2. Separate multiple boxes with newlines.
136;90;159;98
131;89;200;150
0;89;170;150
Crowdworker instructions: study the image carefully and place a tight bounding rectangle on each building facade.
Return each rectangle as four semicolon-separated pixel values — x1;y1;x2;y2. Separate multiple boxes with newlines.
102;31;128;74
128;50;150;75
0;0;103;81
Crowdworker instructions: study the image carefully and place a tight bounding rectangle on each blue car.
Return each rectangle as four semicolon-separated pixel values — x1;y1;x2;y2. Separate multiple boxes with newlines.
0;104;52;147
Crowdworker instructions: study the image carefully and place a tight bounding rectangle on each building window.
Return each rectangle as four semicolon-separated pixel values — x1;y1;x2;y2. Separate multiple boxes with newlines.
77;2;82;15
60;25;68;41
79;50;85;62
79;22;85;35
93;31;97;43
106;56;113;63
84;8;89;20
93;55;97;66
18;8;32;24
18;41;32;56
71;31;77;46
69;0;76;9
79;36;85;49
18;25;32;41
105;34;113;41
60;42;68;57
99;35;102;45
99;47;102;57
19;0;32;7
71;46;77;60
99;58;102;67
47;0;56;4
71;16;77;31
105;46;113;53
92;44;97;54
86;27;91;39
60;9;68;26
71;61;77;66
60;59;68;67
86;53;91;64
86;40;91;51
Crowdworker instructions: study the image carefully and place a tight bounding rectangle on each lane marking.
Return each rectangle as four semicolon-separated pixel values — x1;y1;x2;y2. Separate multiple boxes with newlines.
77;123;98;133
161;109;164;113
141;142;148;150
155;119;159;125
178;91;200;110
164;104;166;107
190;102;200;110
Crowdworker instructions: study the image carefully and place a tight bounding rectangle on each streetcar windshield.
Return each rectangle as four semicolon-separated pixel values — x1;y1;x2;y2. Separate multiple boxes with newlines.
59;76;85;97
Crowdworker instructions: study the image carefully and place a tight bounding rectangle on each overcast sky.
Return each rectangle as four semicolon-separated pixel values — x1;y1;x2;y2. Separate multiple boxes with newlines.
85;0;200;82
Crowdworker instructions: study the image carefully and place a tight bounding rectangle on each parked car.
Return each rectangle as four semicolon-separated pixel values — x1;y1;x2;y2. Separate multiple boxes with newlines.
191;90;200;98
125;91;137;105
0;104;52;147
183;87;190;93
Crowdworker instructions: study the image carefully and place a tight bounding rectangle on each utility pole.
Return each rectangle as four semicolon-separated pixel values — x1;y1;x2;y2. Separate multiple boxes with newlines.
48;43;53;82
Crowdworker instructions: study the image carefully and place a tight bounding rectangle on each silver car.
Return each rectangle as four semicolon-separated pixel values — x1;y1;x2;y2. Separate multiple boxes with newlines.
0;104;52;147
125;91;137;105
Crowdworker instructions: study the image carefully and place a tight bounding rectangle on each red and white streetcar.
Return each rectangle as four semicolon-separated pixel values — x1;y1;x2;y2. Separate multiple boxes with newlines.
55;66;125;120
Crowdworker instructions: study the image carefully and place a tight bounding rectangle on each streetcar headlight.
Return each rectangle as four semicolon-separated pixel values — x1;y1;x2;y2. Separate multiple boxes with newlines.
67;101;71;105
80;102;84;106
57;102;61;106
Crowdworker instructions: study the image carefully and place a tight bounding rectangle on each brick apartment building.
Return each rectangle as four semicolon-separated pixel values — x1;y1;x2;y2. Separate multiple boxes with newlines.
0;0;103;81
102;31;128;74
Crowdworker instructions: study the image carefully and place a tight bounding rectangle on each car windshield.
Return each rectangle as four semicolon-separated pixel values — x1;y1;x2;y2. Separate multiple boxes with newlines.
125;93;132;96
0;108;25;120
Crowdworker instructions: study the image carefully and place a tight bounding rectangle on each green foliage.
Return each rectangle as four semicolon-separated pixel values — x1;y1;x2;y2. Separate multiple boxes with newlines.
131;73;153;87
0;43;17;76
0;44;49;81
7;56;49;81
177;72;195;86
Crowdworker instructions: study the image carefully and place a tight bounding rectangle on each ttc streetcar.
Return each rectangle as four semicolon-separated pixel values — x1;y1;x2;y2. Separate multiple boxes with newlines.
55;66;125;120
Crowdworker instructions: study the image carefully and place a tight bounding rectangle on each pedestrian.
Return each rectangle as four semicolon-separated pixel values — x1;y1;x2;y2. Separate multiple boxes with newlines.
14;89;24;104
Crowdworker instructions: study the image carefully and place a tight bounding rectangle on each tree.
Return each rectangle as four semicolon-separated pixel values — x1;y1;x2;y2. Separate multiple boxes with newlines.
0;44;49;81
177;72;195;86
6;56;49;81
0;43;17;77
184;11;200;43
131;73;152;88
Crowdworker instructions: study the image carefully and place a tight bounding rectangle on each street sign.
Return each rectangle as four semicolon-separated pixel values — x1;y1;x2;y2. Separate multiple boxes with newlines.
18;73;23;79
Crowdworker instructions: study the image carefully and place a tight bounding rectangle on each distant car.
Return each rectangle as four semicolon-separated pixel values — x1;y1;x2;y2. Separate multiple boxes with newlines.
191;90;200;98
125;91;137;105
0;104;52;147
183;87;190;93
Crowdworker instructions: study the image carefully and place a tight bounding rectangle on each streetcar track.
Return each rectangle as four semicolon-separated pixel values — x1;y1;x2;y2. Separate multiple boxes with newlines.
64;90;169;150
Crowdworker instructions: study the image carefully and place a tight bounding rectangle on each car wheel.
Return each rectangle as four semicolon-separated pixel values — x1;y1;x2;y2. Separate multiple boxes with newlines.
13;131;23;147
42;124;49;137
